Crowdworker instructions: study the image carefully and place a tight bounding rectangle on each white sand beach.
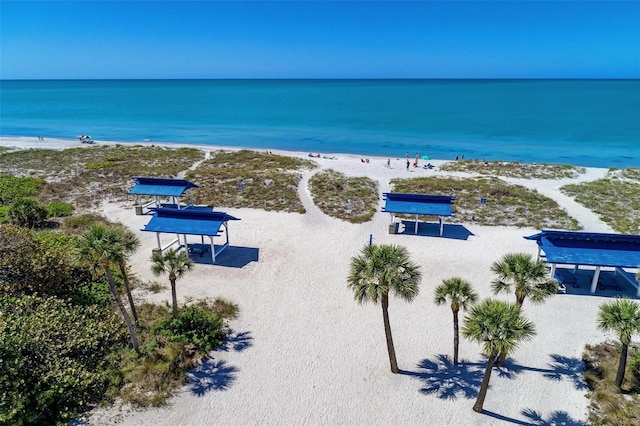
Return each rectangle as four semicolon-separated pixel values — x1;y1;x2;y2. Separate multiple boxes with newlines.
1;136;627;425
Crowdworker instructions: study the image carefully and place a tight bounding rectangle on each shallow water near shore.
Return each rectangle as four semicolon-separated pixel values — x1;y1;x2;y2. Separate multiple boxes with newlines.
1;79;638;168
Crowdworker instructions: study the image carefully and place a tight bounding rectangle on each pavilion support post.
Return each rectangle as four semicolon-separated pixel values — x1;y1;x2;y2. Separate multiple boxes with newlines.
549;264;557;279
591;266;601;294
225;222;229;245
536;246;541;261
415;214;418;234
574;264;579;273
439;216;444;237
209;236;216;263
155;195;160;208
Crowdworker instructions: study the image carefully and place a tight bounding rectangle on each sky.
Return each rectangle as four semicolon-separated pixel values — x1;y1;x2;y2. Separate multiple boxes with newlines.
1;1;639;79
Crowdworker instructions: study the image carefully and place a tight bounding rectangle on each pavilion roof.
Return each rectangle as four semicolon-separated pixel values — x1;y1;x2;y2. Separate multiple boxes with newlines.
142;208;240;237
525;230;640;268
382;193;455;217
128;177;200;197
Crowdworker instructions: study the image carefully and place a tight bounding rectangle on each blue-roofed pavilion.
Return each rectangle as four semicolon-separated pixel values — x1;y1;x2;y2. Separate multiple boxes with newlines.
382;193;455;236
128;177;200;214
142;207;240;264
525;230;640;297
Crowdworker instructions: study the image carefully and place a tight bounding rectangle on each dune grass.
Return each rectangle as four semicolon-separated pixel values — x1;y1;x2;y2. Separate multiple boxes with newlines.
308;169;378;223
0;145;204;208
583;342;640;426
440;160;586;180
391;176;580;229
186;150;316;213
561;168;640;234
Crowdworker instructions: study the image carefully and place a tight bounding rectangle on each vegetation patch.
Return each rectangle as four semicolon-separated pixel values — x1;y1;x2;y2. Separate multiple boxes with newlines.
391;176;580;229
0;175;45;204
561;170;640;234
0;145;204;209
187;150;316;213
440;160;586;179
308;169;378;223
583;342;640;426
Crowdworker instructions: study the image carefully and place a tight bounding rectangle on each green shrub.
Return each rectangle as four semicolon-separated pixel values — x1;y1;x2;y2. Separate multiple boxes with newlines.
0;205;9;223
63;213;108;232
46;200;74;217
7;198;48;228
0;175;45;204
0;294;125;425
152;303;226;354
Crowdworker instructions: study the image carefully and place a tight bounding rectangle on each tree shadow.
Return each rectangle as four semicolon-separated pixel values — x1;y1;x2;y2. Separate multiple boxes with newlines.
495;354;586;390
217;329;254;353
188;358;238;396
482;408;585;425
399;354;484;400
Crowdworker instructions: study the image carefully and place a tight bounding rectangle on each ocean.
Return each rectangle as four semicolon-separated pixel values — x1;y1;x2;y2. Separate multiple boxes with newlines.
1;79;638;168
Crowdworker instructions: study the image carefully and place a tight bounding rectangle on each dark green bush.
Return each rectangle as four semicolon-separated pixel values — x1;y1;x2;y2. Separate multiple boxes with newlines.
0;294;125;425
0;225;92;298
7;198;48;228
0;175;45;204
152;303;226;353
46;200;74;217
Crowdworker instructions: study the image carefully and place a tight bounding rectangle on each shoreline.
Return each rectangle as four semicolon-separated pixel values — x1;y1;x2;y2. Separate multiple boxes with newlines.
0;133;628;425
0;135;614;171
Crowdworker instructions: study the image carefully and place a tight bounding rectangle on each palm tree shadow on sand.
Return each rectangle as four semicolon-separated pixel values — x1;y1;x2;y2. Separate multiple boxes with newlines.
188;329;254;396
495;354;587;391
482;408;585;425
399;354;484;400
188;358;238;396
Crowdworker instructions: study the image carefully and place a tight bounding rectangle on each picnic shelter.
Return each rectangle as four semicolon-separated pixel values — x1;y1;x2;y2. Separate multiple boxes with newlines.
142;207;240;264
525;230;640;297
128;176;200;214
382;193;456;236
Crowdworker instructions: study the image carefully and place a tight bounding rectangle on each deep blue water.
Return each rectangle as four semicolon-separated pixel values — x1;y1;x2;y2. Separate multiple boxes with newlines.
1;79;638;167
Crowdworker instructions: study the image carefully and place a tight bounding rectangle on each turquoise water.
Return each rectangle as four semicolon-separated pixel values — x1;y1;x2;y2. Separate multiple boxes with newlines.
1;79;638;167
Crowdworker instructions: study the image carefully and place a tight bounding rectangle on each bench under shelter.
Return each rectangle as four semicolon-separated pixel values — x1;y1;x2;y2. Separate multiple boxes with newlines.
128;177;200;215
142;207;240;263
382;193;456;236
525;230;640;297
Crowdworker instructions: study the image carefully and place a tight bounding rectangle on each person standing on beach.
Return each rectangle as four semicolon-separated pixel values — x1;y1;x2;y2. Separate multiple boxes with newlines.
387;158;391;168
405;152;410;171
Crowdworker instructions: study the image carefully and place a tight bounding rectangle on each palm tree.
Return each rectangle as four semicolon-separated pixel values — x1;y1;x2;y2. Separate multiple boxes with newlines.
151;248;193;318
597;298;640;388
491;253;557;309
434;277;478;365
75;224;140;353
112;227;140;326
462;299;536;413
347;244;421;374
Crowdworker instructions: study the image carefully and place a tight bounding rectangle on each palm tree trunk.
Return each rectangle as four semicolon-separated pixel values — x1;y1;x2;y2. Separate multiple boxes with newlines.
104;265;140;354
170;277;178;318
615;342;628;388
473;353;496;413
381;292;399;374
118;260;139;327
453;309;459;365
497;351;506;367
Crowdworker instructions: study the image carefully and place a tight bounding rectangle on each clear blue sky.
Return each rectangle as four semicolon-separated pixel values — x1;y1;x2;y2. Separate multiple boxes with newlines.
1;1;639;79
